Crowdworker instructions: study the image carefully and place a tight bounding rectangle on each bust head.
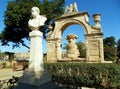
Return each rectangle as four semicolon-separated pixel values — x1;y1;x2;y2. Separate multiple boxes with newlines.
28;6;47;31
31;7;40;18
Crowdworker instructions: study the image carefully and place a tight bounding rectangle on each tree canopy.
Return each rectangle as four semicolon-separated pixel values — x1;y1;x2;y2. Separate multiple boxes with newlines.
117;39;120;59
103;36;117;61
0;0;65;48
76;41;86;58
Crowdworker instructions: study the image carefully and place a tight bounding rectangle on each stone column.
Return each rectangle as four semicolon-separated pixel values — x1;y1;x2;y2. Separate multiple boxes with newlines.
99;37;104;62
85;33;104;62
19;30;51;86
46;38;57;61
29;30;43;72
46;38;62;62
56;42;62;61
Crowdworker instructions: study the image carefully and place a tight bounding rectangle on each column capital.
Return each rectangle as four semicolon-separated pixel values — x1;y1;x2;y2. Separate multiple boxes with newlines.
29;30;43;37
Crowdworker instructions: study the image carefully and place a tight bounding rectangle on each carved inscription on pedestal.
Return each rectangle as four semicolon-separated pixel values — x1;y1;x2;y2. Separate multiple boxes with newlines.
88;40;100;62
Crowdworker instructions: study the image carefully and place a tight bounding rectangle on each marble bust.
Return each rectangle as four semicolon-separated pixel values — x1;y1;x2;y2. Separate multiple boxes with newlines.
28;7;47;31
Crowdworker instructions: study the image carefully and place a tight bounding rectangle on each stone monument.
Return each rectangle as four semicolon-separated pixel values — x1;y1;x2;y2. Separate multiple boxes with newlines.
19;6;51;86
64;2;78;14
65;34;80;60
66;34;79;59
28;6;47;72
46;3;104;62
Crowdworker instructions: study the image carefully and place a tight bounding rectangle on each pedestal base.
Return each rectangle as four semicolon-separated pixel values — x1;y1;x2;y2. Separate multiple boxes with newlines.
29;30;43;72
19;70;51;86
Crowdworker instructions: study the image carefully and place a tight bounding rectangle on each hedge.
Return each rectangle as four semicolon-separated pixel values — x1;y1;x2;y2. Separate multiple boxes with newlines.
44;62;120;89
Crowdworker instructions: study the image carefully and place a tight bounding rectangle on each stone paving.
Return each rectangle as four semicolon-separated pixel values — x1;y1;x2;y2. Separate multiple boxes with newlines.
0;69;64;89
0;69;23;80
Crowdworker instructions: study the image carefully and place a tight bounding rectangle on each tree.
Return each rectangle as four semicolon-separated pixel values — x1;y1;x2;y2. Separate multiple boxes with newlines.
62;43;69;50
76;41;86;58
0;52;6;60
117;39;120;59
103;36;116;62
0;0;65;49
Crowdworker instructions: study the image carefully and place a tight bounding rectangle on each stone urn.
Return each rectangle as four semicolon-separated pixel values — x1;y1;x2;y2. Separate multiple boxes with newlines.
92;14;101;23
92;14;101;27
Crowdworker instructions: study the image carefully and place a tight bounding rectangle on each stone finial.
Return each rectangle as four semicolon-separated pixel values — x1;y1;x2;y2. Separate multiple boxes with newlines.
64;2;78;14
93;14;101;23
73;2;78;12
92;14;101;30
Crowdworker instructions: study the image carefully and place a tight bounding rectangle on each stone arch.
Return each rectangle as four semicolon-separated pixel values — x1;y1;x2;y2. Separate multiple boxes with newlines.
46;12;104;62
60;19;88;34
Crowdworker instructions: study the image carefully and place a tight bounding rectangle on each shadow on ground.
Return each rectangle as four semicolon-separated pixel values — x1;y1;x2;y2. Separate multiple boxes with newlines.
14;81;64;89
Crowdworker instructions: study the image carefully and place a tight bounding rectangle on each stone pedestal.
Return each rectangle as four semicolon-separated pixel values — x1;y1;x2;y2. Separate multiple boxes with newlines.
19;30;51;86
29;30;43;72
19;70;51;86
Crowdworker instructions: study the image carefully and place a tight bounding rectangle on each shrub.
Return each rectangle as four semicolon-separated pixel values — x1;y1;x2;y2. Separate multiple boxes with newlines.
2;61;12;68
45;62;120;89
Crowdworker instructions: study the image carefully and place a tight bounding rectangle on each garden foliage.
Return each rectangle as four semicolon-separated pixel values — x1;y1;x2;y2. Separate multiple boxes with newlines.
45;62;120;89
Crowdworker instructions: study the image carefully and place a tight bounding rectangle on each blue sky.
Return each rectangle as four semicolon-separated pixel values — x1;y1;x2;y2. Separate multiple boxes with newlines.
0;0;120;53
